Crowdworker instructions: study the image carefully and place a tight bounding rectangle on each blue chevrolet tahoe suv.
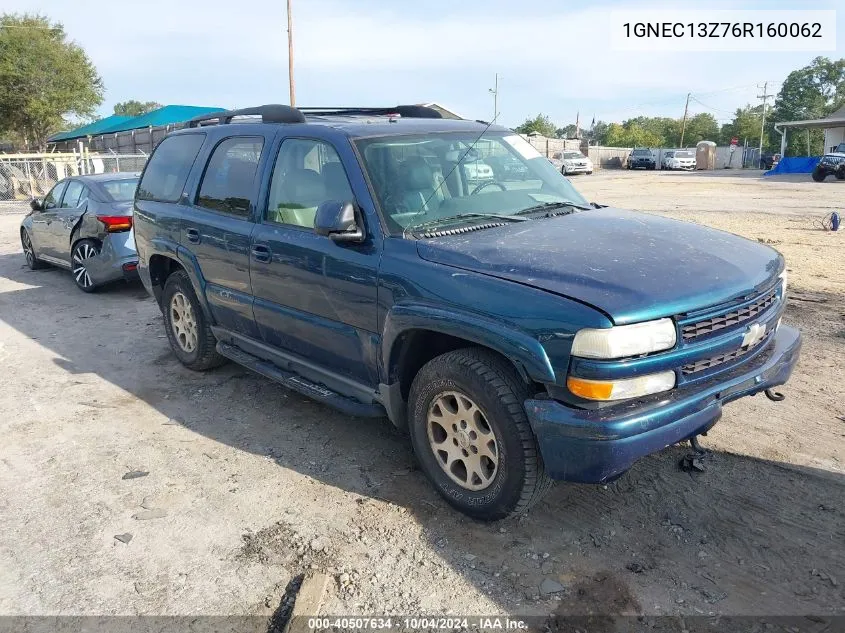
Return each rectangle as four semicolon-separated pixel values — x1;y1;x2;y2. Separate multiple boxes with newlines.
133;104;801;520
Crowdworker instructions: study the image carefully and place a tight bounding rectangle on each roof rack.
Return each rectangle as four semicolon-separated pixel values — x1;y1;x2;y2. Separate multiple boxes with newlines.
187;104;446;129
297;105;443;119
188;104;306;127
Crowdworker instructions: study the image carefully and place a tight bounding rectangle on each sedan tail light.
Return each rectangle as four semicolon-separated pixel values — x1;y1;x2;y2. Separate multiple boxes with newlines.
97;215;132;232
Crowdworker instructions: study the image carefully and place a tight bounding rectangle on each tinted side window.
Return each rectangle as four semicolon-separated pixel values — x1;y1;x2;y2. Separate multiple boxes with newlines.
43;181;67;210
196;137;264;218
61;181;86;208
137;134;205;203
266;138;354;228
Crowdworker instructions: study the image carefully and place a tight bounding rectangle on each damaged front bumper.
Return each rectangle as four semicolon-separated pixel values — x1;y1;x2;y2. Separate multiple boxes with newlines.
524;325;801;483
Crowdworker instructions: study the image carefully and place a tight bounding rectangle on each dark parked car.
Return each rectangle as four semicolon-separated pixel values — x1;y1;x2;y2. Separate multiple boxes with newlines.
133;105;800;520
812;142;845;181
628;148;656;170
21;173;140;292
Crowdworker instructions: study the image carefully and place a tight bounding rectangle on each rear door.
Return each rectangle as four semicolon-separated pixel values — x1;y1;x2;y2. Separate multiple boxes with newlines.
249;133;381;385
183;135;266;337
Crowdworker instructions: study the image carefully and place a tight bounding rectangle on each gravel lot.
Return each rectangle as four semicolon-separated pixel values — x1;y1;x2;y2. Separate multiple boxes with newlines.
0;170;843;622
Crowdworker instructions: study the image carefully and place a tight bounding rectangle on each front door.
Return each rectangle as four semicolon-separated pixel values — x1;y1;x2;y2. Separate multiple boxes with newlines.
250;136;380;385
183;135;265;337
49;179;89;260
30;180;68;259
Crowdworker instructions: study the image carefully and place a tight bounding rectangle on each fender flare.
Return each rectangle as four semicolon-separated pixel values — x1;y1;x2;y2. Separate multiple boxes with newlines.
148;237;215;324
380;302;557;385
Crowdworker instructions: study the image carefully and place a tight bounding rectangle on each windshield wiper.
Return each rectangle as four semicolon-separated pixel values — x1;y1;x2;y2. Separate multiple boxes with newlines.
405;212;528;235
515;201;592;217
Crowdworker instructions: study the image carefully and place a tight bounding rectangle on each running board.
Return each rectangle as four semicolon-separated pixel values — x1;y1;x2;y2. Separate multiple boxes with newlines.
216;342;386;418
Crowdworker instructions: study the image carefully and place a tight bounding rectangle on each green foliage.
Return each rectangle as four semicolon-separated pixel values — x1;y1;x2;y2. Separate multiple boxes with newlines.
555;124;578;139
681;113;719;145
114;100;163;117
718;104;764;146
0;13;103;149
771;56;845;155
604;122;662;148
514;113;557;137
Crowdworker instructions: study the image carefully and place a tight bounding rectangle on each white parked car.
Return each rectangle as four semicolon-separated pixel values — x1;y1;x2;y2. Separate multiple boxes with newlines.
558;150;593;175
662;150;696;171
463;161;495;182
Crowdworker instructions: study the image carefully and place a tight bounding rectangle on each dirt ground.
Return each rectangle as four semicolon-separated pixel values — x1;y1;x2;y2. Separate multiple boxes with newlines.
0;171;843;622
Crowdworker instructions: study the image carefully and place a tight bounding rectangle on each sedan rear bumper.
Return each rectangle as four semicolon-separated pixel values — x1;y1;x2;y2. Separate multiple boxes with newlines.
85;231;138;285
524;325;801;483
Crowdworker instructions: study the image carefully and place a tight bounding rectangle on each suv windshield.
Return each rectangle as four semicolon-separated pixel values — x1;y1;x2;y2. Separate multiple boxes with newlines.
563;152;584;159
632;149;651;156
354;131;589;233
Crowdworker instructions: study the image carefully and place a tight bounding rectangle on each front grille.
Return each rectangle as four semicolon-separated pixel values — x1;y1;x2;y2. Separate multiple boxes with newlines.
681;288;777;341
681;329;773;375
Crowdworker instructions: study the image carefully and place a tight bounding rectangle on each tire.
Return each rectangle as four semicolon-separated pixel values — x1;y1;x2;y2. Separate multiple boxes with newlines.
586;171;593;175
811;167;827;182
161;269;225;371
407;348;552;521
71;239;101;293
20;229;47;270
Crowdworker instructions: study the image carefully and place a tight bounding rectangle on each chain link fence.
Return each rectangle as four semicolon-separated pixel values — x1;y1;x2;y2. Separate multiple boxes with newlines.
0;153;147;213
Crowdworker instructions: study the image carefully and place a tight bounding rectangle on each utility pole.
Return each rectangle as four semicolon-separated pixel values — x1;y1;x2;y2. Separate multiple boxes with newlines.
679;92;691;148
287;0;296;107
488;73;499;122
757;81;772;168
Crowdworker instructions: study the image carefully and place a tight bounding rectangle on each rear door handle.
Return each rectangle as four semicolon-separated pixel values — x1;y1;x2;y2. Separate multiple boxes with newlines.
251;244;271;263
185;228;200;244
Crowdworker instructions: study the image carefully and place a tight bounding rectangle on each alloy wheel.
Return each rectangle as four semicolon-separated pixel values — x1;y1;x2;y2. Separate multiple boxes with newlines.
21;231;34;267
169;292;198;353
426;390;499;491
72;242;98;289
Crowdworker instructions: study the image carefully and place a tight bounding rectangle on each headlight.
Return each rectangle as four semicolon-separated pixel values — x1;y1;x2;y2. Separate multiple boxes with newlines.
779;269;787;299
567;370;676;401
571;318;677;359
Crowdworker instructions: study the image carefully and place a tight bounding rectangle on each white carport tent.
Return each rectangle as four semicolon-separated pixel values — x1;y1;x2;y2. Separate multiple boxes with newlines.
774;105;845;155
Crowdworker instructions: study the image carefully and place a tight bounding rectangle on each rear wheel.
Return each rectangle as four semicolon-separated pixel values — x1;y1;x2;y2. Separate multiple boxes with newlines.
408;348;552;521
161;270;225;371
71;239;100;292
20;229;47;270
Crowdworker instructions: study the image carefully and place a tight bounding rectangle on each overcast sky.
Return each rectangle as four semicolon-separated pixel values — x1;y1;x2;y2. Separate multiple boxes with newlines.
5;0;844;127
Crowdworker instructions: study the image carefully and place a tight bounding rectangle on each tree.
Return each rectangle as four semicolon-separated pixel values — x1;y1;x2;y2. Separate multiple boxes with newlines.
515;113;557;138
114;100;162;117
0;13;103;149
682;113;719;146
718;104;764;147
770;56;845;155
555;124;578;139
604;122;662;148
590;120;610;145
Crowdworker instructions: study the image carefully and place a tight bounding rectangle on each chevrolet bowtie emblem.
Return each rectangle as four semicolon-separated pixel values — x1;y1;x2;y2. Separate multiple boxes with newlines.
742;322;767;348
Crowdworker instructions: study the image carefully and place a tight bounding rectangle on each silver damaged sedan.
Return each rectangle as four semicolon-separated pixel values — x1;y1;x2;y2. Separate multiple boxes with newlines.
20;173;140;292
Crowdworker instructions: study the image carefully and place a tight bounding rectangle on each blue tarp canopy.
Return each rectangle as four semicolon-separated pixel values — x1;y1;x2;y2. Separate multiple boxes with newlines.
764;156;821;176
49;105;224;142
48;115;133;142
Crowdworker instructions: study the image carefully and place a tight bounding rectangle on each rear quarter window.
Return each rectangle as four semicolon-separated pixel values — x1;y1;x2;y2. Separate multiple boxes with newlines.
137;134;205;202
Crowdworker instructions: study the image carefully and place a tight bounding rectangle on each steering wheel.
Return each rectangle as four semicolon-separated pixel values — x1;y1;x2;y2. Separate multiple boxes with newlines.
470;180;507;195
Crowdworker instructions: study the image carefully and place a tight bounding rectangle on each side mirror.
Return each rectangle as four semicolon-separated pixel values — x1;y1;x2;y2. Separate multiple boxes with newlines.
314;200;364;243
30;198;44;211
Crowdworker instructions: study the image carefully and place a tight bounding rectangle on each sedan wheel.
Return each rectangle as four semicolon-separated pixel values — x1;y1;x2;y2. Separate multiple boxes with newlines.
20;229;46;270
71;240;100;292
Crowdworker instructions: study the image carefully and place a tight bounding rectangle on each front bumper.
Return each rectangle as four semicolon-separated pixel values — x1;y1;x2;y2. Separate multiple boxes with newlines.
524;325;801;483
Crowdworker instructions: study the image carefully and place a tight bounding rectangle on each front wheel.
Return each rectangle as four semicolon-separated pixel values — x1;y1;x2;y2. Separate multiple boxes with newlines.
408;348;552;521
812;167;827;182
161;270;225;371
21;229;47;270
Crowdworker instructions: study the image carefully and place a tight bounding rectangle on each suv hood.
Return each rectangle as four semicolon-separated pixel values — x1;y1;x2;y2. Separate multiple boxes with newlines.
416;208;782;325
